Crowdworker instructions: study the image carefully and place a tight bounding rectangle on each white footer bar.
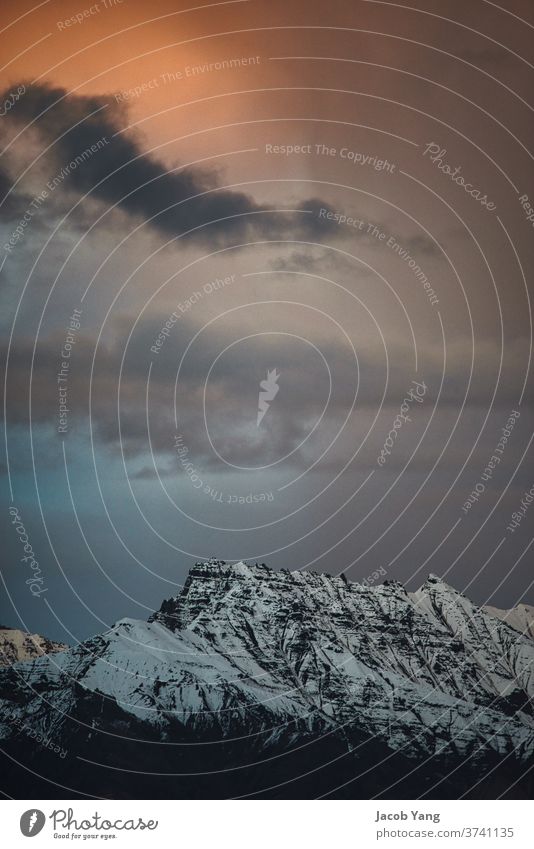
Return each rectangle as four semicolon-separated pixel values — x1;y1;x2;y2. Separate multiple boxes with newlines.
3;799;532;847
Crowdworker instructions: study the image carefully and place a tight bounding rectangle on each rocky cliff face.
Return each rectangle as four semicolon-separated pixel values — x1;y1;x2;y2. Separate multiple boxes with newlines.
1;561;533;799
0;625;67;667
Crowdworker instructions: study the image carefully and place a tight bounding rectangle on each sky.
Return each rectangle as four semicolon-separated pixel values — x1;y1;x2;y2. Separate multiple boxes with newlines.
1;0;533;644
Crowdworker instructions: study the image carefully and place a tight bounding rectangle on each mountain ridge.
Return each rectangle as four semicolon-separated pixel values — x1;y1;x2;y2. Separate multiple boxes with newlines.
0;625;67;668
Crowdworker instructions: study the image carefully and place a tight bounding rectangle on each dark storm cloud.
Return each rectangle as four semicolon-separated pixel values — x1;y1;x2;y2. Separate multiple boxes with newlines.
404;234;443;257
270;247;336;274
3;325;350;461
0;169;30;220
0;81;339;246
4;308;529;472
269;231;442;275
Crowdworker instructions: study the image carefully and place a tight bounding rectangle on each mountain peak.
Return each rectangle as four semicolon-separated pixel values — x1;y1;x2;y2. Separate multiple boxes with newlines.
427;572;443;582
419;572;459;593
0;626;67;667
190;558;270;578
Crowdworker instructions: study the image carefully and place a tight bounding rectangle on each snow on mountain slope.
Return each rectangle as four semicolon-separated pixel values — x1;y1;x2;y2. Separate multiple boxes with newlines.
1;561;533;772
484;604;534;642
408;576;534;702
0;625;67;667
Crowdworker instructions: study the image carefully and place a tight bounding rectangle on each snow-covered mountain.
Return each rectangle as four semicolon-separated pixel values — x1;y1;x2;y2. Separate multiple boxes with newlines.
0;625;67;667
1;561;533;799
484;604;534;642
